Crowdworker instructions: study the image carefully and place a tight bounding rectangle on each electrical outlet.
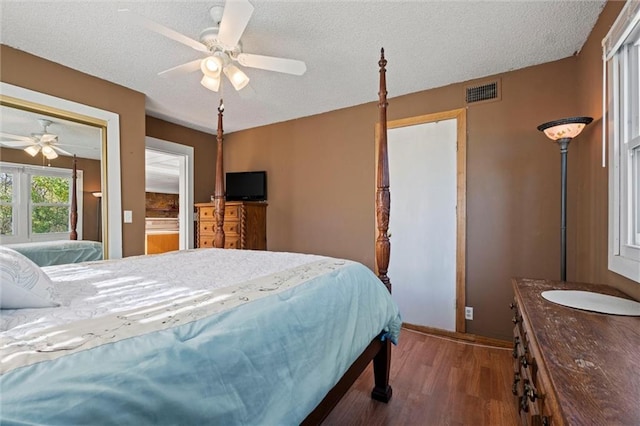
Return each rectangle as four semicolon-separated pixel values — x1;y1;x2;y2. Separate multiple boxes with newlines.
465;306;473;320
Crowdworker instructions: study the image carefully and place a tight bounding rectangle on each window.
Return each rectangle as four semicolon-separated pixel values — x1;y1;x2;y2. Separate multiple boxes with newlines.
604;1;640;282
0;162;83;244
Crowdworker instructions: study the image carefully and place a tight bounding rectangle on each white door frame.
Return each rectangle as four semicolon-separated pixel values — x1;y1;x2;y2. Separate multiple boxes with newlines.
145;137;194;250
385;108;467;333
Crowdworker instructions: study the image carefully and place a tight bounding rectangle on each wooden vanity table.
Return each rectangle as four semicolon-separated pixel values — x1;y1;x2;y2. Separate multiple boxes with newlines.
511;277;639;425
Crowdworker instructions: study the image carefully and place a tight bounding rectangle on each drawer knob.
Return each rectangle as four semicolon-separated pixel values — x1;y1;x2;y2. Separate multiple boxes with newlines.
512;338;520;359
523;382;539;402
510;302;516;310
520;355;528;368
512;316;519;324
512;372;520;396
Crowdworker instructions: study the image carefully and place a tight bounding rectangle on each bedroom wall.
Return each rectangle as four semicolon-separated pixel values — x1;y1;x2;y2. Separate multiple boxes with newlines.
223;58;582;341
0;45;146;257
574;0;639;299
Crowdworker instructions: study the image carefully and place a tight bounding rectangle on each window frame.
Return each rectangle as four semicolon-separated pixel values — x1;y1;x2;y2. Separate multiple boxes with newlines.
0;161;83;244
605;2;640;283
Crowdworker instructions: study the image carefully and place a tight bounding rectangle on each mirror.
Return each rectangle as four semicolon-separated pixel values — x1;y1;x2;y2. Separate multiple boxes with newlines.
0;82;122;258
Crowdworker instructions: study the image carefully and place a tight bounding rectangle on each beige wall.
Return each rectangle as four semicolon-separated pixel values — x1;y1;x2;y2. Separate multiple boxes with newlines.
0;45;146;257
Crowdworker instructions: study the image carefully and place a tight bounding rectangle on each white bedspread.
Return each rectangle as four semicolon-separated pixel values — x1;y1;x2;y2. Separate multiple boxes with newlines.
2;248;324;334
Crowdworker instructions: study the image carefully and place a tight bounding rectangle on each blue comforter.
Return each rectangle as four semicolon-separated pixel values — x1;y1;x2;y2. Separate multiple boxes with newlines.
0;254;400;425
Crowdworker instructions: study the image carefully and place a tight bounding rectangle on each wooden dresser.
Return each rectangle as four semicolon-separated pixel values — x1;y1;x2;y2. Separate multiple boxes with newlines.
511;278;639;425
195;201;267;250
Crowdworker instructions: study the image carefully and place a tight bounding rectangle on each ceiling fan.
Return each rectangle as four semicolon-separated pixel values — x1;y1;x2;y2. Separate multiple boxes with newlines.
120;0;307;93
0;119;71;160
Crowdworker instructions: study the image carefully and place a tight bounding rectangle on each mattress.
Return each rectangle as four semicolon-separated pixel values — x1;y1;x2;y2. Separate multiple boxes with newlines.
0;248;401;425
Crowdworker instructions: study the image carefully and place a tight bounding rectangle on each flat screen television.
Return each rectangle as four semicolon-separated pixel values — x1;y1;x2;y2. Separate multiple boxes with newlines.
225;171;267;201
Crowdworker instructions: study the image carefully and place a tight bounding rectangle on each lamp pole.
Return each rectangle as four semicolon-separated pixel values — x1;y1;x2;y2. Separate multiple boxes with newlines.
558;138;570;282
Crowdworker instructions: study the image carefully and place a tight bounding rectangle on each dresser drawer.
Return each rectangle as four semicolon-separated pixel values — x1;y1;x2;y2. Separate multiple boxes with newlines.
224;237;239;249
223;221;239;235
199;206;215;220
225;204;239;219
199;236;215;248
199;221;216;235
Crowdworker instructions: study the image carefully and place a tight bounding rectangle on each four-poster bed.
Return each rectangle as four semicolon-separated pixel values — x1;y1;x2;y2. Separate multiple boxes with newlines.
0;50;397;424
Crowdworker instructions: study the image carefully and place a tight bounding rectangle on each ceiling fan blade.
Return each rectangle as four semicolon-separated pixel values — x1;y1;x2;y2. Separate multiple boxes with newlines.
0;140;32;148
40;134;58;143
119;9;209;53
158;58;203;78
0;132;33;142
237;53;307;75
52;145;73;156
217;0;254;49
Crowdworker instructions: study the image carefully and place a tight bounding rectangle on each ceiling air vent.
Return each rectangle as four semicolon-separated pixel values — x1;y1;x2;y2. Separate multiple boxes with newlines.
465;80;500;105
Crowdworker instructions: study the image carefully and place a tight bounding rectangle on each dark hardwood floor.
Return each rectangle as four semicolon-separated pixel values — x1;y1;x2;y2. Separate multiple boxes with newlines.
323;328;519;425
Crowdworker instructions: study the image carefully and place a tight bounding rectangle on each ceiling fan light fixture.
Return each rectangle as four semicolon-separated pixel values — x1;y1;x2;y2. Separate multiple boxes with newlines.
224;64;250;91
200;56;223;78
201;74;221;92
42;144;58;160
24;145;40;157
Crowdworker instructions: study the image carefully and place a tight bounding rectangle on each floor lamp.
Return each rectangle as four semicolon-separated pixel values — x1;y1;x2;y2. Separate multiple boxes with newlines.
537;116;593;282
92;192;102;242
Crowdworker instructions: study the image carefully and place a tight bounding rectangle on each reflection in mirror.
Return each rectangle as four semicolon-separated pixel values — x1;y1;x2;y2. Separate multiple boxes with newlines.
0;82;122;259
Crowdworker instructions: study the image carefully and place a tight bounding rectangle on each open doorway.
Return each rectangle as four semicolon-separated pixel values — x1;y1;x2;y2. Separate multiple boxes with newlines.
145;137;194;254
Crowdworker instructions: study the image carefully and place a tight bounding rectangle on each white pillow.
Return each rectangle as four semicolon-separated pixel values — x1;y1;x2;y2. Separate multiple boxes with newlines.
0;246;59;309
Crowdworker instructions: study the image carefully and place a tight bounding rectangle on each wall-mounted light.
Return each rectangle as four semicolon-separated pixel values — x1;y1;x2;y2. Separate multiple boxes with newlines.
537;116;593;281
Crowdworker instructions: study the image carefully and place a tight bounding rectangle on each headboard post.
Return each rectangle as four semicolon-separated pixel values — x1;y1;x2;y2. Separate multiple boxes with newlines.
70;155;78;240
375;48;391;293
213;99;226;248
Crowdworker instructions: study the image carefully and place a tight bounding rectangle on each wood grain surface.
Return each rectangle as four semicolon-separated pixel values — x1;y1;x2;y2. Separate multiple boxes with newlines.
513;278;640;425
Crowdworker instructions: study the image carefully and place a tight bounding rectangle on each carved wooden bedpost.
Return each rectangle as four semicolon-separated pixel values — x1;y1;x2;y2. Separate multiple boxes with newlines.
213;99;226;248
371;47;393;405
70;155;78;240
375;48;391;293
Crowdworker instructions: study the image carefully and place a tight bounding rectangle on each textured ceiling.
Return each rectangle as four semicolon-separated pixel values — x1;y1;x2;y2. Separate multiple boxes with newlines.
0;0;606;135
